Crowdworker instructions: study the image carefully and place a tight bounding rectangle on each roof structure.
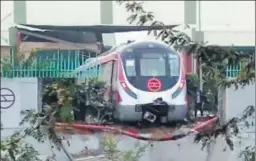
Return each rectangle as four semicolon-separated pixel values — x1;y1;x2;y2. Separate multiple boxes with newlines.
15;24;178;53
15;24;178;43
16;24;178;43
18;24;178;33
16;24;254;54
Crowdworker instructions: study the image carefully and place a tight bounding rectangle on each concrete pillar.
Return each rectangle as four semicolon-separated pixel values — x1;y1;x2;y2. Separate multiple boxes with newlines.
184;1;197;74
191;29;204;74
9;1;27;60
184;1;197;25
13;1;27;24
100;1;116;46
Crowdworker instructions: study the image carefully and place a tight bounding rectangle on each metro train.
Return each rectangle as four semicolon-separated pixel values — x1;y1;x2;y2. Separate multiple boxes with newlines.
75;40;187;124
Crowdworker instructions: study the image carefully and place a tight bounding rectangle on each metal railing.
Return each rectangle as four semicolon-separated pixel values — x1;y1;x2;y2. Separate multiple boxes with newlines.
225;62;246;78
1;49;100;78
1;49;246;79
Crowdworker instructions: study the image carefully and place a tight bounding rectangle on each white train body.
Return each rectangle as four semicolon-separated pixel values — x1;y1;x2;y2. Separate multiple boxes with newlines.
75;41;188;123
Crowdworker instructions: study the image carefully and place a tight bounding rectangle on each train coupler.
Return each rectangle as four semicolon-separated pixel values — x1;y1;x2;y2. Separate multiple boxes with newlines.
140;97;169;124
143;111;157;123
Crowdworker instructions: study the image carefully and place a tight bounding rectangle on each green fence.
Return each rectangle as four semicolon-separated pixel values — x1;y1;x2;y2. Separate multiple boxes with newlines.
1;49;100;78
225;63;246;78
0;49;247;79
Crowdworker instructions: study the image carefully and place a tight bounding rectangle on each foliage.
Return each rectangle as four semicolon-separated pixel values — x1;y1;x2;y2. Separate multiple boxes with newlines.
1;108;62;161
1;50;41;70
117;0;255;160
103;133;149;161
1;132;41;161
1;77;75;161
186;72;218;112
1;77;148;161
186;73;199;120
42;77;112;123
1;1;255;161
1;49;57;78
239;146;255;161
116;1;255;88
72;78;113;123
186;73;200;98
42;78;76;122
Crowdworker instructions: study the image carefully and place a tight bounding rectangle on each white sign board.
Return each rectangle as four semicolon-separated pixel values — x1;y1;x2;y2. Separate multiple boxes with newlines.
1;78;38;129
1;79;20;128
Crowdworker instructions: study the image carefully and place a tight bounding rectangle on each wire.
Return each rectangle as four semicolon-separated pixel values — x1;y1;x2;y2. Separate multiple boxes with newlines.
1;12;13;22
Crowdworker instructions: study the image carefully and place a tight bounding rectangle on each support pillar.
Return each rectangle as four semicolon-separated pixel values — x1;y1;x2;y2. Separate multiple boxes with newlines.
100;1;116;46
9;1;27;62
184;1;197;74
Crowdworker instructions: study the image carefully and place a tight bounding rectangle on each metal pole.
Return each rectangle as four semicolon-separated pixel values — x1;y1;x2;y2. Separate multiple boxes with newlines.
254;1;256;156
198;0;203;91
254;2;256;157
197;1;215;161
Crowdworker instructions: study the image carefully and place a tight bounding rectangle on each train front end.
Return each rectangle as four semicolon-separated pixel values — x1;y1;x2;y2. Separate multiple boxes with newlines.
113;41;187;124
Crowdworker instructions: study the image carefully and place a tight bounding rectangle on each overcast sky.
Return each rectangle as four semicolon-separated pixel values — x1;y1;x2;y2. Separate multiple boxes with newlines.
1;1;255;45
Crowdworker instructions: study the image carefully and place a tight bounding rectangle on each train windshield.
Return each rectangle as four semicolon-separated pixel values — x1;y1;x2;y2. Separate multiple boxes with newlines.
122;47;180;92
140;53;166;76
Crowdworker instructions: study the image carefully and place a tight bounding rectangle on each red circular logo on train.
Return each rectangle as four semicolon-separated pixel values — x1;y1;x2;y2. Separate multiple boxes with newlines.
147;78;162;92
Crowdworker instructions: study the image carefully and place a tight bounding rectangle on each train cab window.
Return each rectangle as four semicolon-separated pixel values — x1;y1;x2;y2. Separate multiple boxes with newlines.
99;61;113;86
125;59;136;76
120;44;181;92
169;54;179;76
98;64;106;82
140;53;166;76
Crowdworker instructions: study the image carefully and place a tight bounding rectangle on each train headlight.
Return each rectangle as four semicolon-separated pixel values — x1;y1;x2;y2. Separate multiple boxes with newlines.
121;82;127;89
179;82;184;88
172;79;186;99
179;79;186;88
